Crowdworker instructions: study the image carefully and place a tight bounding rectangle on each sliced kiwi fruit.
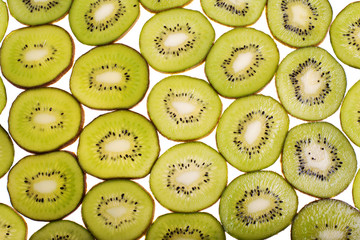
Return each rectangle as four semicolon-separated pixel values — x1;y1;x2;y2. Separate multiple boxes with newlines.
0;25;74;88
291;199;360;239
0;125;14;178
147;75;222;141
216;94;289;172
282;122;356;198
82;179;154;240
146;212;225;240
353;169;360;210
140;0;192;12
70;44;149;110
0;0;8;42
276;47;346;121
150;142;227;212
205;27;279;98
139;8;215;73
267;0;332;48
77;110;159;179
220;171;298;240
69;0;139;46
0;203;27;240
0;77;6;114
7;151;85;221
8;87;83;153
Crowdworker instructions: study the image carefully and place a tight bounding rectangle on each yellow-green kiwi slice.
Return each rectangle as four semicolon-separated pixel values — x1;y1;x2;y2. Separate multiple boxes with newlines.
70;44;149;110
140;0;192;12
82;179;154;240
7;151;85;221
69;0;139;46
205;27;279;98
219;171;298;240
353;169;360;210
139;8;215;73
0;203;27;240
8;87;83;153
0;77;6;114
0;125;14;178
0;25;74;88
0;0;8;41
282;122;356;198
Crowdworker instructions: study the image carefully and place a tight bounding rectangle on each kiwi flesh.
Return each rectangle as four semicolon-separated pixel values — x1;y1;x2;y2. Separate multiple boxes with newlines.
353;169;360;210
150;142;227;212
82;179;154;240
0;125;14;178
0;77;6;114
0;203;27;240
139;8;215;73
140;0;192;12
7;151;85;221
0;0;8;42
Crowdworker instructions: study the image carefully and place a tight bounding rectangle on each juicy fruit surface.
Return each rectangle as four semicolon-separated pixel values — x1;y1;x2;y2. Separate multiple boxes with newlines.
0;203;27;240
140;0;192;12
0;77;6;114
0;0;8;41
353;169;360;210
0;125;14;178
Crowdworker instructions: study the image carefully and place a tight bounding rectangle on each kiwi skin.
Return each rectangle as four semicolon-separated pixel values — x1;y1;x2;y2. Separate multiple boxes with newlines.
140;1;194;13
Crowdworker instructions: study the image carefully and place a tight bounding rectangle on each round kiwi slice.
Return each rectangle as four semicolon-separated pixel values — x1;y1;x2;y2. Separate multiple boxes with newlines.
69;0;139;46
219;171;298;240
0;203;27;240
276;47;346;121
0;0;8;42
147;75;222;141
216;94;289;172
77;110;159;179
140;0;192;12
205;27;279;98
7;151;85;221
82;179;154;240
70;44;149;110
150;142;227;212
291;199;360;239
0;125;14;178
8;87;83;153
353;169;360;210
146;212;225;240
266;0;332;48
0;77;6;114
139;8;215;73
282;122;356;198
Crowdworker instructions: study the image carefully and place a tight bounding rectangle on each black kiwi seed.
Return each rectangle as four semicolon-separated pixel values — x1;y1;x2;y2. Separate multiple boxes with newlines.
213;0;249;16
343;19;360;50
22;0;60;12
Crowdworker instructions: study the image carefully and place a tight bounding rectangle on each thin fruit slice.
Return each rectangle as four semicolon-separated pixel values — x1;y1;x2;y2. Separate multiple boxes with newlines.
0;77;6;114
0;203;27;240
9;87;83;153
82;179;154;240
140;0;192;12
147;75;222;141
282;122;356;198
7;151;85;221
150;142;227;212
77;110;159;179
0;0;8;41
291;199;360;239
205;27;279;98
353;169;360;210
276;47;346;121
0;125;14;178
146;212;225;240
140;8;215;73
216;95;289;172
219;171;298;240
70;44;149;110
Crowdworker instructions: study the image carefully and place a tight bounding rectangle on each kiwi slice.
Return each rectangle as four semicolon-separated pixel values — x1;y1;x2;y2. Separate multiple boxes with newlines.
82;179;154;240
8;87;83;153
220;171;298;239
150;142;227;212
0;203;27;240
216;94;289;172
69;0;139;46
147;75;222;141
140;0;192;12
353;169;360;210
0;0;8;42
0;77;6;114
266;0;332;48
205;27;279;98
70;44;149;110
139;8;215;73
0;25;74;88
146;212;225;240
282;122;356;198
291;199;360;239
7;151;85;221
77;110;159;179
276;47;346;121
0;125;14;178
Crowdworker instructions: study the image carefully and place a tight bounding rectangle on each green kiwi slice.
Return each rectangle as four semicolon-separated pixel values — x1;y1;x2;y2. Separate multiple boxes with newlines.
0;125;14;178
282;122;356;198
291;199;360;239
139;8;215;73
0;77;6;114
0;203;27;240
150;142;227;212
140;0;192;12
69;0;139;46
147;75;222;141
8;87;83;153
0;25;74;88
205;27;279;98
276;47;346;121
216;94;289;172
146;212;225;240
77;110;159;179
353;169;360;210
266;0;332;48
70;44;149;110
82;179;154;240
0;0;8;42
7;151;85;221
220;171;298;240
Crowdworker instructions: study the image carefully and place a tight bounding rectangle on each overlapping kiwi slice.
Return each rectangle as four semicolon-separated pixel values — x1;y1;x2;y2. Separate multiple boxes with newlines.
0;77;6;114
0;125;14;178
0;203;27;240
140;0;192;12
0;0;8;42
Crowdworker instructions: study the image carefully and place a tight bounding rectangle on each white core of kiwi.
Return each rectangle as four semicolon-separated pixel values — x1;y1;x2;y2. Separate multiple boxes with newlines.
96;71;123;84
300;68;323;95
106;206;127;218
318;229;345;240
244;120;263;145
33;113;57;125
303;143;331;171
175;170;201;186
104;140;131;153
164;33;189;48
33;180;57;194
233;52;254;73
288;3;311;28
247;198;272;214
95;3;116;22
25;48;49;62
171;101;196;115
228;0;246;7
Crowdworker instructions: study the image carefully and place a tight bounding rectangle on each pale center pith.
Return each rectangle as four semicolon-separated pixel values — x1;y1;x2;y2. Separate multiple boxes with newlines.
290;4;310;27
105;139;131;153
244;120;262;145
96;71;123;84
25;48;48;62
228;0;246;7
95;3;115;22
318;229;345;240
300;68;323;95
164;33;189;48
304;143;331;171
33;113;57;125
247;198;271;214
33;180;57;194
176;170;201;186
232;52;254;73
171;101;196;115
106;206;127;218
